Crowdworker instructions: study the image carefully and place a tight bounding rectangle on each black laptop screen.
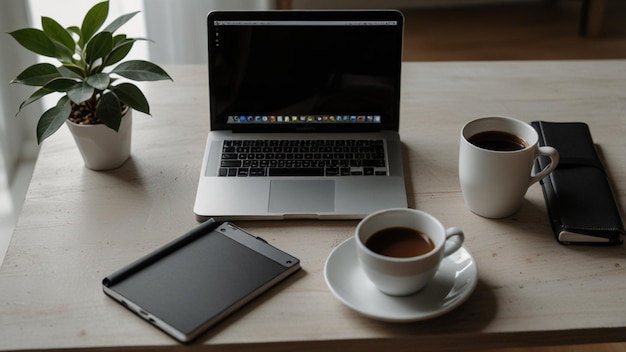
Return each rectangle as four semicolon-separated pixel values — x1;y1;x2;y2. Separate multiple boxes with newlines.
207;11;403;132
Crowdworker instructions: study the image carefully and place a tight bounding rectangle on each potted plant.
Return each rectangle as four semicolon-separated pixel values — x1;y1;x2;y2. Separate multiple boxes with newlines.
8;0;171;170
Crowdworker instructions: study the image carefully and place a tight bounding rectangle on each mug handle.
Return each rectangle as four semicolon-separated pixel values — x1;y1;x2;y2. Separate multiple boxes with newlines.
529;146;560;186
443;227;464;257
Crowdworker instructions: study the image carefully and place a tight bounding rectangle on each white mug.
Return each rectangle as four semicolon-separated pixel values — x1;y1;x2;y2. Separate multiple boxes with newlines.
459;116;559;218
355;208;464;296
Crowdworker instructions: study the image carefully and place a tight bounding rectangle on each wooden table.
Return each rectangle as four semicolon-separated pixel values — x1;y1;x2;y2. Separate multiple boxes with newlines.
1;61;625;351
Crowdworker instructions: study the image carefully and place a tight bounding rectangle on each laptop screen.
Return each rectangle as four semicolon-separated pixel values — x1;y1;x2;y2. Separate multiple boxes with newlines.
207;11;404;133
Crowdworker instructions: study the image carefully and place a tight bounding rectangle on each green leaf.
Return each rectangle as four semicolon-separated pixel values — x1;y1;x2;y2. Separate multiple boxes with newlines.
42;77;81;92
58;65;84;79
90;57;104;73
8;28;58;58
111;60;172;81
96;92;122;131
68;55;87;71
16;87;55;116
112;34;127;46
42;17;75;52
81;1;109;45
12;63;61;86
86;31;113;66
67;82;95;104
102;11;139;34
103;39;134;67
67;26;81;40
51;41;74;63
85;73;110;90
37;96;71;144
111;83;149;115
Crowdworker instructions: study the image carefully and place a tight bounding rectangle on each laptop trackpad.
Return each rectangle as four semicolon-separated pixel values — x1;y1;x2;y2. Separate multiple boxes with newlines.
269;180;335;213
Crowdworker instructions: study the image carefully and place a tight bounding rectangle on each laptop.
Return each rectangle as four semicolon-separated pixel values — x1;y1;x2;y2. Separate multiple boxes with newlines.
194;10;408;221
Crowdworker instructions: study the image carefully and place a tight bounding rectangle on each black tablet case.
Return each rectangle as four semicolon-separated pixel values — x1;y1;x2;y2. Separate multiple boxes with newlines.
532;121;624;245
102;220;301;342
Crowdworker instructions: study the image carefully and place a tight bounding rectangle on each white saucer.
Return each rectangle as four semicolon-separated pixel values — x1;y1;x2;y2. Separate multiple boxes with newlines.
324;237;478;322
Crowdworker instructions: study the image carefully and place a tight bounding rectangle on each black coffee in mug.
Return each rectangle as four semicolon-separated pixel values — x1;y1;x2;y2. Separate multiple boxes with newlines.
468;130;528;151
365;227;435;258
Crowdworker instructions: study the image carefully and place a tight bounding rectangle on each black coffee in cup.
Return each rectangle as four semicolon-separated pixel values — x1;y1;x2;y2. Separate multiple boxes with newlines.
365;227;434;258
468;130;528;151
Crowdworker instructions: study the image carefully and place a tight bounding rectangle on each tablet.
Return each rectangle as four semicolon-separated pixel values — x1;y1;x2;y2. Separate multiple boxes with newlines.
102;220;301;343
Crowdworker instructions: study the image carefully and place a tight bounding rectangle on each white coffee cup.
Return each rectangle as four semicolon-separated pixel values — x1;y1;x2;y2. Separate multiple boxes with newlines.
355;208;464;296
459;116;559;219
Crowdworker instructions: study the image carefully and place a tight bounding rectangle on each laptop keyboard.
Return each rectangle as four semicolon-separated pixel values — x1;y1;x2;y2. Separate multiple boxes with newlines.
218;139;388;177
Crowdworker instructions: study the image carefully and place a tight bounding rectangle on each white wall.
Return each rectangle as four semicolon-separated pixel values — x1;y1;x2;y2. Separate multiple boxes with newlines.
0;0;40;266
0;0;39;188
143;0;271;64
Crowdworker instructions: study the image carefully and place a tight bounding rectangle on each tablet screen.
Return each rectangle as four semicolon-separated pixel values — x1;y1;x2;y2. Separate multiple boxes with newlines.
103;221;300;342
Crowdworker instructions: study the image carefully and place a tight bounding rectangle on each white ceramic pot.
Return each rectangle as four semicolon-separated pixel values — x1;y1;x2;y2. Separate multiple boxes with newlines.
66;109;132;171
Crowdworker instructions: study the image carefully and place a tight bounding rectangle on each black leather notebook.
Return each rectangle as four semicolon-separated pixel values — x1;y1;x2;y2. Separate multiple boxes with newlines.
532;121;624;245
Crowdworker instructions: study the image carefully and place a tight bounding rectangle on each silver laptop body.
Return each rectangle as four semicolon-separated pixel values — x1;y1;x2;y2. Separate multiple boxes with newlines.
194;10;407;221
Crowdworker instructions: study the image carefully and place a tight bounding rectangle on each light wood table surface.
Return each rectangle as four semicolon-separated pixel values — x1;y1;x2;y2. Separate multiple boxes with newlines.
1;61;625;351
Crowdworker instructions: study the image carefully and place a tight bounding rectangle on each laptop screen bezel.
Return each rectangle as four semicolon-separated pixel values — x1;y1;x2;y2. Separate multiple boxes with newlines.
206;10;404;133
